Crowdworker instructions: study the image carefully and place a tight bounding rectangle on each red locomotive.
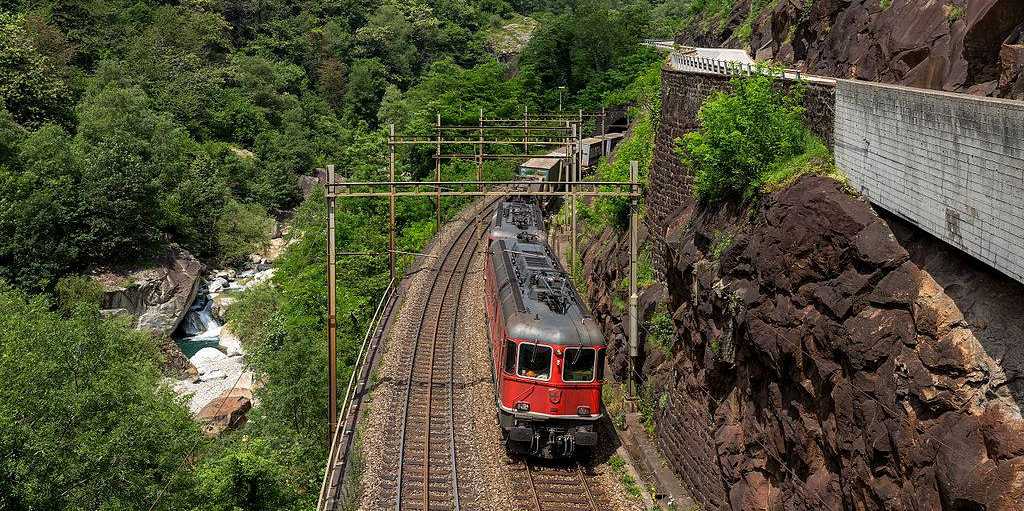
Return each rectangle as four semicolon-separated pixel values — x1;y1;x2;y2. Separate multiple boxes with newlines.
483;219;605;458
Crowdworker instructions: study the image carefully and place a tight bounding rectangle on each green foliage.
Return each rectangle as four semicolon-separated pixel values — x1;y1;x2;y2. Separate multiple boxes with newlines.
645;311;675;354
675;73;811;202
944;3;965;22
709;229;734;260
216;200;274;268
880;0;892;10
193;438;302;511
0;283;201;510
608;454;642;498
0;13;73;128
54;275;104;312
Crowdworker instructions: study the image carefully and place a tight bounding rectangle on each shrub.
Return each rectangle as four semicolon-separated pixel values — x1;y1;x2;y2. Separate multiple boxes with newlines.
675;73;809;202
216;199;274;268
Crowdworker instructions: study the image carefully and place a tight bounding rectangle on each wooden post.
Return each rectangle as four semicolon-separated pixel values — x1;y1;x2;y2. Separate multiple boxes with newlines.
627;160;639;401
389;124;396;281
435;113;441;234
326;164;338;441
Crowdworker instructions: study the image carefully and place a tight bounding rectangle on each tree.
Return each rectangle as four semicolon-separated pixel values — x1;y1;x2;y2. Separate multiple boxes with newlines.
343;58;389;125
0;284;201;510
0;125;85;291
0;13;73;128
216;199;273;267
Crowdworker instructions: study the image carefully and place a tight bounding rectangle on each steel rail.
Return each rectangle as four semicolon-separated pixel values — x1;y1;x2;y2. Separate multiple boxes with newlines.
575;461;599;511
395;199;500;511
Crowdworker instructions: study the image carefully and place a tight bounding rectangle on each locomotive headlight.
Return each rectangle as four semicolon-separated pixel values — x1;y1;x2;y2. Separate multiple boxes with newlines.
516;401;531;412
577;406;591;417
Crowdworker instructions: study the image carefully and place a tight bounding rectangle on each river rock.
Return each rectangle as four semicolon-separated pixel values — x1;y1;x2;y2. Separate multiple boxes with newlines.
197;388;253;436
95;244;203;337
211;294;236;322
219;325;244;357
191;347;228;374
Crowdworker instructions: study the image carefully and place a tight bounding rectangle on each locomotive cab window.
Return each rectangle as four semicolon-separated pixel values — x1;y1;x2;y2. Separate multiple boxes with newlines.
563;348;596;382
503;340;516;374
517;343;551;380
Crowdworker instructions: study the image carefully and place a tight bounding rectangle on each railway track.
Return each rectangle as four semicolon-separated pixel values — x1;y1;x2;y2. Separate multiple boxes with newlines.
395;199;499;511
509;459;602;511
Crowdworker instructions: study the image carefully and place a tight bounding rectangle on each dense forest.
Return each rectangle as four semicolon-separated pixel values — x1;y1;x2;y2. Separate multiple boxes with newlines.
0;0;689;508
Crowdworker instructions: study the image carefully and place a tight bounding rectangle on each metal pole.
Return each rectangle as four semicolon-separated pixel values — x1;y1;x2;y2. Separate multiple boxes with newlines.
326;163;338;441
435;113;441;234
478;108;484;191
524;105;529;155
570;122;577;270
389;124;396;281
601;107;607;154
627;160;639;401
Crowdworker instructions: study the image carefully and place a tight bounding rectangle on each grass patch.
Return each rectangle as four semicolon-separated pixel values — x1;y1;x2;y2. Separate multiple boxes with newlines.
708;229;734;261
758;133;847;193
608;454;643;498
880;0;892;9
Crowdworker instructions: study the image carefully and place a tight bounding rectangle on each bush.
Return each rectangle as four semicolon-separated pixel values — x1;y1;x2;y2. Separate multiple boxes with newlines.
675;73;810;202
216;199;274;268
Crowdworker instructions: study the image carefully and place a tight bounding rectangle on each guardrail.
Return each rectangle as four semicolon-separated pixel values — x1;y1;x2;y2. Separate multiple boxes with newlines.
669;51;836;85
317;278;398;511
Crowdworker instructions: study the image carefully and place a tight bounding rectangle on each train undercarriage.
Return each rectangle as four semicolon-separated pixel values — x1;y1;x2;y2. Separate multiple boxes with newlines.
499;410;598;458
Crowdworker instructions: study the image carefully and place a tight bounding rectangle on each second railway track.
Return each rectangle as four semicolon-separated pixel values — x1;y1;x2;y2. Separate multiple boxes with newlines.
395;199;500;511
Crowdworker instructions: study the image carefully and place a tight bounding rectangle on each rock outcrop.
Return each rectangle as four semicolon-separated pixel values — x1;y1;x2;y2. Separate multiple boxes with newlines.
582;176;1024;509
676;0;1024;99
95;244;203;337
197;388;253;436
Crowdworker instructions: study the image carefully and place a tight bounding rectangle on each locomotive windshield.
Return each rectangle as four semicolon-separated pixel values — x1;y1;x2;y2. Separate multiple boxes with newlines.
563;348;596;382
517;343;551;380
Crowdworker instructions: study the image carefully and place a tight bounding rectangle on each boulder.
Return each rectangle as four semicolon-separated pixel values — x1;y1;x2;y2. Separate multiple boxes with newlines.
197;388;253;436
218;325;244;357
96;244;203;337
158;337;198;379
210;294;236;322
998;43;1024;99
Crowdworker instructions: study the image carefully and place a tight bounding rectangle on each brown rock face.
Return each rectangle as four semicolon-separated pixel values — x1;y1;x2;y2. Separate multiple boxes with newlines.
196;388;252;437
676;0;1024;97
583;175;1024;509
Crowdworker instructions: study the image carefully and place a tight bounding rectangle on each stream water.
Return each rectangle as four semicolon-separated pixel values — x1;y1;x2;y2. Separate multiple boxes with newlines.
175;284;223;358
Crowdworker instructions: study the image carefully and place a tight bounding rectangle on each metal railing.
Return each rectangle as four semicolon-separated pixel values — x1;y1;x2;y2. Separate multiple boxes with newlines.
317;278;398;511
669;51;837;85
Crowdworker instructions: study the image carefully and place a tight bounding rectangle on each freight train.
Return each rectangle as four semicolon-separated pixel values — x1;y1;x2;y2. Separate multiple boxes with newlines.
483;200;605;458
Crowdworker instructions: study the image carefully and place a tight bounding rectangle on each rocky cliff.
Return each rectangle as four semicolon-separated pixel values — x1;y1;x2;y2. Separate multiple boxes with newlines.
675;0;1024;99
583;176;1024;509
